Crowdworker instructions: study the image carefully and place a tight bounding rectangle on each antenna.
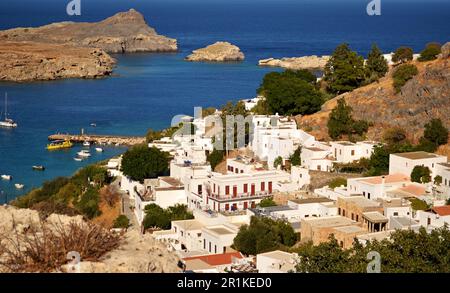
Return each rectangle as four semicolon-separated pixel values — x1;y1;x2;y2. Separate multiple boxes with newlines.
4;92;7;120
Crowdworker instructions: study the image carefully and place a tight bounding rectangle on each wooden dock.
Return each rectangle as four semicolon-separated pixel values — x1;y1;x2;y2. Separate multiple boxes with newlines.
48;133;146;146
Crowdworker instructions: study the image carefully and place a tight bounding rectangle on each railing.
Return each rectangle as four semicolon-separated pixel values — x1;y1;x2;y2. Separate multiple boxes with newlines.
207;191;271;201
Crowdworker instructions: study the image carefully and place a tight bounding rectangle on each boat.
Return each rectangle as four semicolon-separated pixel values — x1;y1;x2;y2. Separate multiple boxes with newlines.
77;150;91;157
32;165;45;171
74;157;83;162
47;139;73;150
0;93;18;128
15;184;24;189
83;141;91;147
95;147;104;152
1;175;12;180
90;123;97;127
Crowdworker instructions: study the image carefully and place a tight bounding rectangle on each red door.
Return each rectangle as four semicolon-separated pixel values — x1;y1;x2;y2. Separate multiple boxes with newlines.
268;181;272;193
243;202;248;209
233;186;237;198
225;204;229;211
251;184;255;196
251;201;256;208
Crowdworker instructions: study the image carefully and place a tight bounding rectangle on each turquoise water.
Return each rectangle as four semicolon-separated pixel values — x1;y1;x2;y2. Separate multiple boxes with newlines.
0;0;449;201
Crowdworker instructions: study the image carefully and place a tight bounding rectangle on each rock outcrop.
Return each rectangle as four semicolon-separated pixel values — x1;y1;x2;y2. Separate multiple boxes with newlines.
297;57;450;142
186;41;244;62
0;9;177;82
258;55;330;70
0;9;177;53
0;205;180;273
0;42;115;82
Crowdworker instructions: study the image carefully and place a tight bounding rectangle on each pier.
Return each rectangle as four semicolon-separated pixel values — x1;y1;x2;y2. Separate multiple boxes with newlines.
48;133;146;146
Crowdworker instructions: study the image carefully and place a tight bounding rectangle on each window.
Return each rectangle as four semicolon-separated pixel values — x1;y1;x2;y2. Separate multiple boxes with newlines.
393;212;398;216
427;218;431;225
203;239;206;249
241;170;244;173
261;182;265;192
251;184;255;195
198;184;202;195
225;204;229;211
351;213;354;220
356;215;359;222
342;210;346;217
209;242;211;253
268;181;272;193
215;245;217;254
235;168;239;174
338;208;341;215
351;150;355;156
225;185;230;195
243;184;248;193
223;246;226;253
368;193;371;200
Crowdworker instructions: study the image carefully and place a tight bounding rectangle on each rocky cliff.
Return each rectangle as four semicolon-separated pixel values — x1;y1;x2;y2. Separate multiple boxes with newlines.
259;55;330;70
186;41;244;62
0;9;177;53
0;42;115;82
297;50;450;143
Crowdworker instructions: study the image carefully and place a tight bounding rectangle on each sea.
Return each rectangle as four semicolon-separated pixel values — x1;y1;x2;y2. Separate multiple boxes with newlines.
0;0;449;202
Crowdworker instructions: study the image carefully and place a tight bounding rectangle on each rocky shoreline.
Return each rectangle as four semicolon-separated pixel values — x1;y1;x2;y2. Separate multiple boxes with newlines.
186;41;245;62
258;55;330;70
0;9;177;82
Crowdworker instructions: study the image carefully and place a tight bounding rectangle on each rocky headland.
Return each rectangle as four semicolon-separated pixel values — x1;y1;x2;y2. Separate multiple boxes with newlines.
0;9;177;82
186;41;245;62
258;55;330;70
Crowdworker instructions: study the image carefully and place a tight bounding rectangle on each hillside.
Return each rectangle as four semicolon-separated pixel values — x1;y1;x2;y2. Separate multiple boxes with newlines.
297;51;450;143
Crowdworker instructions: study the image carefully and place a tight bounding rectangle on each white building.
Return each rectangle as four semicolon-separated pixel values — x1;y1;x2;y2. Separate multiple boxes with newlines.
417;206;450;229
330;141;377;164
256;250;298;273
301;146;333;172
436;162;450;196
201;223;240;254
389;151;447;179
347;173;411;200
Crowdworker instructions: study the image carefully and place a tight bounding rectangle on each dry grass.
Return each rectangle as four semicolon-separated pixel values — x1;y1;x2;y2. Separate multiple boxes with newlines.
92;186;121;228
0;220;122;272
437;143;450;161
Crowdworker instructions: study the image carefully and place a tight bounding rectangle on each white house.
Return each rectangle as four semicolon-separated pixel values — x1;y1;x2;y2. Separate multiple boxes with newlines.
389;151;447;179
201;223;240;254
417;206;450;229
330;141;376;164
347;173;411;200
256;250;298;273
436;162;450;196
301;146;333;172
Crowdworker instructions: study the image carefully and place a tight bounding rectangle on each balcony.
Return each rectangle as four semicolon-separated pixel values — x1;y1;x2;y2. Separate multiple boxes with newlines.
207;191;272;202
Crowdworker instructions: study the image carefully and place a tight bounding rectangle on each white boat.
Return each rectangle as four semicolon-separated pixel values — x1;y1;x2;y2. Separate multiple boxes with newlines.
15;184;24;189
1;175;12;180
74;157;83;161
0;93;18;128
83;141;91;147
95;147;104;152
77;150;91;157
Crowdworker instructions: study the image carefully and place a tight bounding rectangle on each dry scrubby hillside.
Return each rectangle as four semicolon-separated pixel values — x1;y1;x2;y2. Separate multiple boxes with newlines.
297;54;450;144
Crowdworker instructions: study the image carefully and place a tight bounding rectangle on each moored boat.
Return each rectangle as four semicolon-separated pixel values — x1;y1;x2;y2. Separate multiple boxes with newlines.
74;157;83;161
83;141;91;147
77;150;91;157
47;139;73;150
15;183;24;189
1;174;12;180
0;93;18;128
95;147;104;152
32;165;45;171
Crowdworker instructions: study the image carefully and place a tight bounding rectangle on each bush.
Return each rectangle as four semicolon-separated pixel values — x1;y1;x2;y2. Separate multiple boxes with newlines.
418;43;441;62
289;146;302;166
392;46;413;64
423;118;449;147
113;215;130;229
207;149;225;170
259;197;277;208
143;204;193;230
327;98;369;139
409;198;429;211
328;177;348;189
392;64;418;93
273;156;283;169
76;187;101;219
121;145;169;182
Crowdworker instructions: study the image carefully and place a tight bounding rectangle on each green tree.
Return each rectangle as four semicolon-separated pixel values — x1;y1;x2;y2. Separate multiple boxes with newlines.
121;145;169;182
258;70;324;116
365;44;389;82
324;43;365;94
392;46;414;64
392;63;418;93
367;144;390;175
259;197;277;208
251;98;270;115
418;42;441;62
273;156;283;169
207;149;225;171
143;204;171;230
289;146;302;166
328;177;347;189
113;215;130;229
409;198;429;211
146;128;163;143
167;204;194;221
434;175;443;186
423;118;449;147
327;98;369;139
233;216;297;255
411;165;431;183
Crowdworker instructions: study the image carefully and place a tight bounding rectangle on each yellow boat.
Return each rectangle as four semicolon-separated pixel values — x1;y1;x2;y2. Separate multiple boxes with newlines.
47;139;73;150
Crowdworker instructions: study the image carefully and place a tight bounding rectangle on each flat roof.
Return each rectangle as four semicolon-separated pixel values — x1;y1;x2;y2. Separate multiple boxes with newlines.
392;151;444;160
160;176;183;186
357;230;392;242
392;216;416;227
205;226;236;236
258;250;296;262
398;184;426;196
172;219;204;231
438;162;450;169
362;211;388;223
290;197;333;205
303;147;327;152
302;216;355;228
339;196;380;208
334;141;355;146
333;225;366;234
359;173;410;185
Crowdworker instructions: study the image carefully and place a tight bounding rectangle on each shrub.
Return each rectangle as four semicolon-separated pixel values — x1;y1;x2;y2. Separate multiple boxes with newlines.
207;149;225;171
328;177;347;189
289;146;302;167
113;215;130;229
411;165;431;184
273;156;283;169
392;46;413;64
259;197;277;208
418;43;441;62
327;98;369;139
76;187;101;219
392;64;418;93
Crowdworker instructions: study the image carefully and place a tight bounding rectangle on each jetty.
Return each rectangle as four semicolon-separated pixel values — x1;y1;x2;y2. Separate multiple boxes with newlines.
48;133;145;146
